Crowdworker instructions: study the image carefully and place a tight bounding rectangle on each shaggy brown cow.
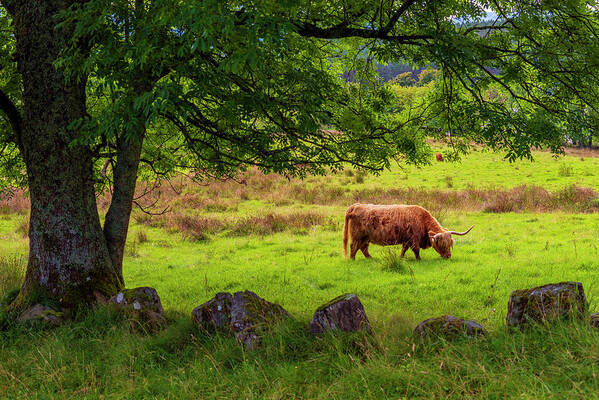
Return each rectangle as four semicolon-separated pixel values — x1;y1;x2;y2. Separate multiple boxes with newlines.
342;204;473;260
436;153;443;162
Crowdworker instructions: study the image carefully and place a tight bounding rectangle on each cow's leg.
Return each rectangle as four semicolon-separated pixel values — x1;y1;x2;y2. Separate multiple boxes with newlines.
350;240;360;260
400;243;409;257
410;243;420;260
412;246;421;260
360;242;372;258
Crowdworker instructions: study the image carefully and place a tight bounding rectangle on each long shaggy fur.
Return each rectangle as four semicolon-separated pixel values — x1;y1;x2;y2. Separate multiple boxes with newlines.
343;203;460;260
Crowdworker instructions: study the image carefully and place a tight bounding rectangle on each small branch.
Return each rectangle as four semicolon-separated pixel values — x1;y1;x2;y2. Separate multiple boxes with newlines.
382;0;419;34
133;200;169;216
0;88;22;147
295;21;431;43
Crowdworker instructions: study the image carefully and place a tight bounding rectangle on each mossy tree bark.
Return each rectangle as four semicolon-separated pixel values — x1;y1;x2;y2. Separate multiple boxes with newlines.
103;126;144;283
3;0;123;310
102;0;151;282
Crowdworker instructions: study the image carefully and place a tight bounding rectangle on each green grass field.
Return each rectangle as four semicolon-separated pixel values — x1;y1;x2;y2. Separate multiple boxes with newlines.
2;149;599;398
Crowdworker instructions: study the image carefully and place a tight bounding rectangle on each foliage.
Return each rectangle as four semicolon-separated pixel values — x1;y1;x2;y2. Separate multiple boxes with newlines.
416;68;438;86
51;0;599;184
1;0;598;191
0;8;26;194
389;71;416;87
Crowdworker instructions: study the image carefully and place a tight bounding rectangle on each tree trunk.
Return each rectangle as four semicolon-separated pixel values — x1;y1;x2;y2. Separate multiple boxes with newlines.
6;1;122;310
103;130;144;282
103;0;153;281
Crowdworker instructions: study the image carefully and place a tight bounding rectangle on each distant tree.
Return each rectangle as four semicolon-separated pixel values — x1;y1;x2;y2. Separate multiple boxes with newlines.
390;72;417;87
0;0;598;312
416;69;438;86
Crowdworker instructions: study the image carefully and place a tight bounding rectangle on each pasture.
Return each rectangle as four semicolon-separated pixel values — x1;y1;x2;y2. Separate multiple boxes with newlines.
2;149;599;398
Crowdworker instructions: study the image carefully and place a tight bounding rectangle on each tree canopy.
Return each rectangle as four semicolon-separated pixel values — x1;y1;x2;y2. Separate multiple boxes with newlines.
1;0;598;185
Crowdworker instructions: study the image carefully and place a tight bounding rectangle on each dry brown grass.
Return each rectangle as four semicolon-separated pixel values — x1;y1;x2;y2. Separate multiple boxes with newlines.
137;210;330;241
163;214;225;241
0;190;30;215
483;185;598;213
229;211;327;236
122;169;599;222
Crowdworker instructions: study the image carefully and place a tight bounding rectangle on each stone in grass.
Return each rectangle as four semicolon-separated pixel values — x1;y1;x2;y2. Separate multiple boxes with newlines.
506;282;587;328
17;304;63;326
591;313;599;329
192;292;232;330
192;290;289;350
310;293;372;335
110;287;165;331
231;291;289;349
413;315;486;340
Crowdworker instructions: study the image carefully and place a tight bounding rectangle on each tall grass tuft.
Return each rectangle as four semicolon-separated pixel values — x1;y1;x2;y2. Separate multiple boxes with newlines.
558;163;573;177
124;239;139;257
379;249;414;277
0;254;26;296
16;215;29;238
136;230;148;244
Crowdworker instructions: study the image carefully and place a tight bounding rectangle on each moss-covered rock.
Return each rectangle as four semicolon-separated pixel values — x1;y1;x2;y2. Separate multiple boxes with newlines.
414;315;486;339
192;292;233;330
310;293;371;334
506;282;587;328
17;304;63;326
231;290;289;349
109;287;165;332
192;290;289;349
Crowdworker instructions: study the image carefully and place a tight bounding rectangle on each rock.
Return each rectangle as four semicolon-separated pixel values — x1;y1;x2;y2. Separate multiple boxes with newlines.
230;290;289;349
17;304;63;325
192;292;232;329
413;315;486;339
591;313;599;329
110;287;165;331
310;293;371;334
506;282;587;328
192;290;289;349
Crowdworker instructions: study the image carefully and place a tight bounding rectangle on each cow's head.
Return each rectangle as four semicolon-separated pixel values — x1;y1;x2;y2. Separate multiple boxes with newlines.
428;225;474;258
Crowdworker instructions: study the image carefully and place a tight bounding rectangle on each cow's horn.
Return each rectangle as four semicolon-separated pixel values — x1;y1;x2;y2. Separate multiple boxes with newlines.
448;225;474;236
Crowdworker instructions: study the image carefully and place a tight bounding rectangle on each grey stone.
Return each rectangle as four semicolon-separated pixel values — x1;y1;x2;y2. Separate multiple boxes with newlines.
192;290;288;349
506;282;587;328
192;292;233;330
17;304;63;325
414;315;486;339
310;294;371;334
109;287;165;331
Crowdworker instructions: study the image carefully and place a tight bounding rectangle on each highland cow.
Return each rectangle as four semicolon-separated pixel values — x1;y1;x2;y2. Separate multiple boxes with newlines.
436;153;443;161
342;204;473;260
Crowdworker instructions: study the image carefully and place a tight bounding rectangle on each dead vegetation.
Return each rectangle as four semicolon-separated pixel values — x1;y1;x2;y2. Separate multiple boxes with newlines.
126;168;595;214
118;167;599;240
0;190;30;215
3;168;598;243
135;210;331;241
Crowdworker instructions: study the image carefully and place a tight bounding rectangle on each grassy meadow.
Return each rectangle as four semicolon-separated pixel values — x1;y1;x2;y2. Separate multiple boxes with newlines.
3;148;599;398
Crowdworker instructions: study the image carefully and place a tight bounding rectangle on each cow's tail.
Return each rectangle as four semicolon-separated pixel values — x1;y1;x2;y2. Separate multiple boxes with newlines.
343;209;352;258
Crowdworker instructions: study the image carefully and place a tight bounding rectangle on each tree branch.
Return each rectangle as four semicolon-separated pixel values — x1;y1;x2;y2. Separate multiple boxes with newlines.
0;88;22;147
382;0;418;34
295;21;432;43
